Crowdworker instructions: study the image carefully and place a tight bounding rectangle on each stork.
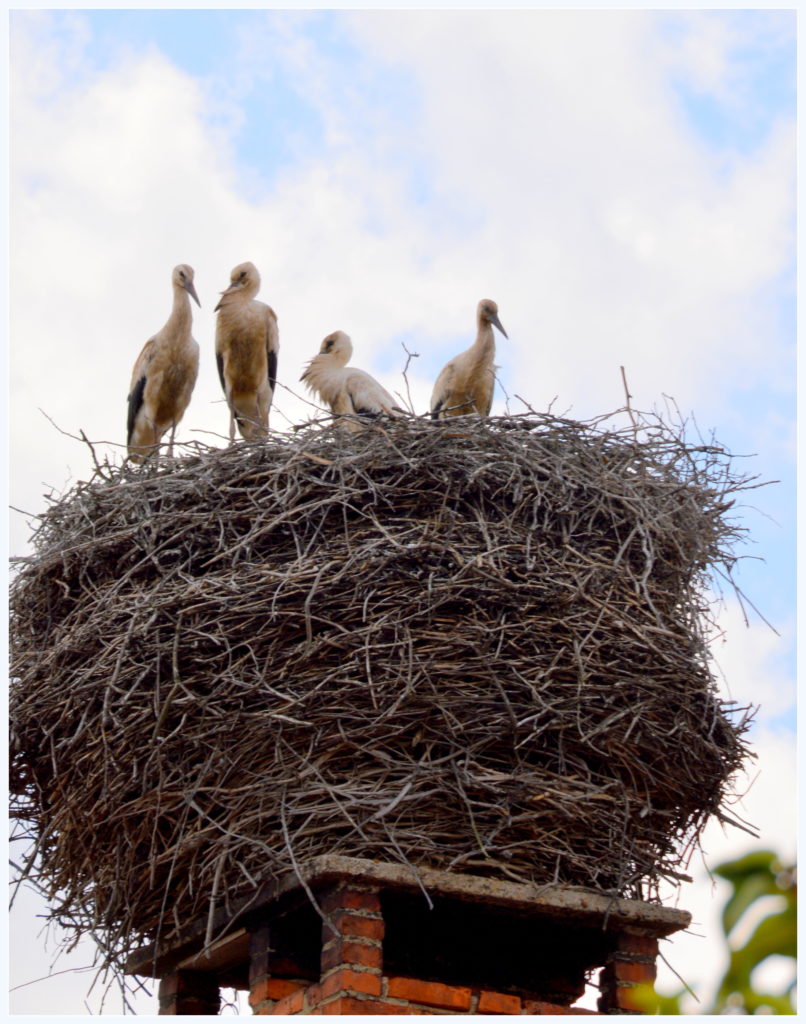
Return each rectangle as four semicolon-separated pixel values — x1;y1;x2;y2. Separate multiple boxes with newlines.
301;331;406;430
127;264;200;463
430;299;508;418
214;261;279;441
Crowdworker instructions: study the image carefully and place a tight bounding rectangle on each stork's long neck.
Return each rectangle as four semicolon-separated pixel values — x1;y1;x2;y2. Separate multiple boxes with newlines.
166;286;193;340
468;319;496;368
216;288;256;320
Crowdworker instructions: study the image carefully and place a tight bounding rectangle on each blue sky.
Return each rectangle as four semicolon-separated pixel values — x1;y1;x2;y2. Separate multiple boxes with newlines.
74;10;796;155
7;7;796;1015
660;11;795;152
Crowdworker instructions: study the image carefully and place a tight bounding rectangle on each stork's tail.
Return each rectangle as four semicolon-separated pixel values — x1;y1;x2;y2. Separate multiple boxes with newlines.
230;394;269;440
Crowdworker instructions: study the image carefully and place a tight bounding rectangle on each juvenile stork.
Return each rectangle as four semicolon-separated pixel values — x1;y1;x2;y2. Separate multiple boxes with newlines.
301;331;405;430
430;299;508;418
214;261;279;441
127;264;200;463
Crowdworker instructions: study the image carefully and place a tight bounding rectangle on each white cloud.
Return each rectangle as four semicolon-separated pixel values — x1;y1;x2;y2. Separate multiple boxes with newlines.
10;11;795;557
656;10;795;120
708;596;794;721
343;11;794;420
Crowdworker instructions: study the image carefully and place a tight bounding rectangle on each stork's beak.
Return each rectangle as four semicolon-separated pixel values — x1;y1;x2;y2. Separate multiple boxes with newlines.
491;312;508;339
185;280;201;307
213;280;239;313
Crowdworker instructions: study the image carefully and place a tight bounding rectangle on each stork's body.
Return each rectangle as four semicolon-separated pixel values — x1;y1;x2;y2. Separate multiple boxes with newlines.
127;264;200;463
301;331;405;430
214;262;279;441
430;299;508;418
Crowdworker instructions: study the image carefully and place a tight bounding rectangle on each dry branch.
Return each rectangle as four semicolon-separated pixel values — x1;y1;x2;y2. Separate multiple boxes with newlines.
10;410;757;977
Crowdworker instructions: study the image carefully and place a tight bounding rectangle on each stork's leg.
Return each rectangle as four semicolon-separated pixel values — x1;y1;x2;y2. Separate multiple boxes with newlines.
168;424;177;459
229;409;236;444
147;419;161;467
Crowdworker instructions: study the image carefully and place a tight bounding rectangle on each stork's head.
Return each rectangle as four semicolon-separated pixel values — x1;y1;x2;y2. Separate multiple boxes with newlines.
215;261;261;311
173;264;201;307
319;330;353;366
477;299;507;338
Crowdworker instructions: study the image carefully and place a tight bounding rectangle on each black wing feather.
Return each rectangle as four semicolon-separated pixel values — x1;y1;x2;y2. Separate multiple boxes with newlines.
216;351;226;397
348;390;379;418
268;347;278;394
127;375;147;445
430;400;443;421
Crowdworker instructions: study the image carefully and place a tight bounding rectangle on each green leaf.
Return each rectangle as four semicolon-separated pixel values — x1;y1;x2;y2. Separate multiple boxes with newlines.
709;850;797;1014
721;872;779;936
637;984;685;1014
717;903;796;1003
714;850;779;883
741;906;797;964
741;990;796;1015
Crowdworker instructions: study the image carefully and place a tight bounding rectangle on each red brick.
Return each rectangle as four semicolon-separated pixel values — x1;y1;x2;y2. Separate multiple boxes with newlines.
523;1001;595;1015
272;988;305;1015
609;960;656;984
308;968;383;1007
320;885;382;915
387;976;473;1011
249;977;305;1006
321;938;383;972
328;911;385;941
306;982;323;1007
337;968;382;998
614;933;659;959
478;990;522;1014
320;996;407;1015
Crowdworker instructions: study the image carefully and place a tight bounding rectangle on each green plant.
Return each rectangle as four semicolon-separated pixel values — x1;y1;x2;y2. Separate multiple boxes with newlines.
645;849;796;1014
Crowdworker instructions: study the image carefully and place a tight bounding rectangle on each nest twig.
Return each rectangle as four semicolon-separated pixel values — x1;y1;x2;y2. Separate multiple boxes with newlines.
10;410;757;977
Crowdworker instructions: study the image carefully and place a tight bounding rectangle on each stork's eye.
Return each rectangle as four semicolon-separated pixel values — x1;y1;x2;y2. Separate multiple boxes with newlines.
239;271;247;281
324;340;334;352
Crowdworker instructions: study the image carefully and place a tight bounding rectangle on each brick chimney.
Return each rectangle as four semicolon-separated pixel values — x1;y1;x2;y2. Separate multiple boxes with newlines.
126;855;689;1015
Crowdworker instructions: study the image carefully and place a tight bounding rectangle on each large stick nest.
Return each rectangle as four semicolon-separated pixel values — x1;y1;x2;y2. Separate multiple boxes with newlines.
10;411;756;973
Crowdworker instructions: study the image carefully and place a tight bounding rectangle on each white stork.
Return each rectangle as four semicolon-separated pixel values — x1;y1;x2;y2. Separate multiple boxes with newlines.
430;299;508;418
127;263;200;463
301;331;406;430
214;261;279;441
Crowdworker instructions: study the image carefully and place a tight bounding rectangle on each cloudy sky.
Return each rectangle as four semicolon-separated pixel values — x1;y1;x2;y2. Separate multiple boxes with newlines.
7;6;796;1015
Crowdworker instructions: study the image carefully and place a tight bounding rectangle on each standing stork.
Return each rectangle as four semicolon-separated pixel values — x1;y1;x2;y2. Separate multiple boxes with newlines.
301;331;406;430
430;299;508;418
214;261;279;441
127;264;200;463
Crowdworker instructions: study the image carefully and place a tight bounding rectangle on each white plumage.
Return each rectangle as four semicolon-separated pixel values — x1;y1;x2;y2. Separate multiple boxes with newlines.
301;331;405;430
214;261;279;441
430;299;507;418
127;264;200;463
